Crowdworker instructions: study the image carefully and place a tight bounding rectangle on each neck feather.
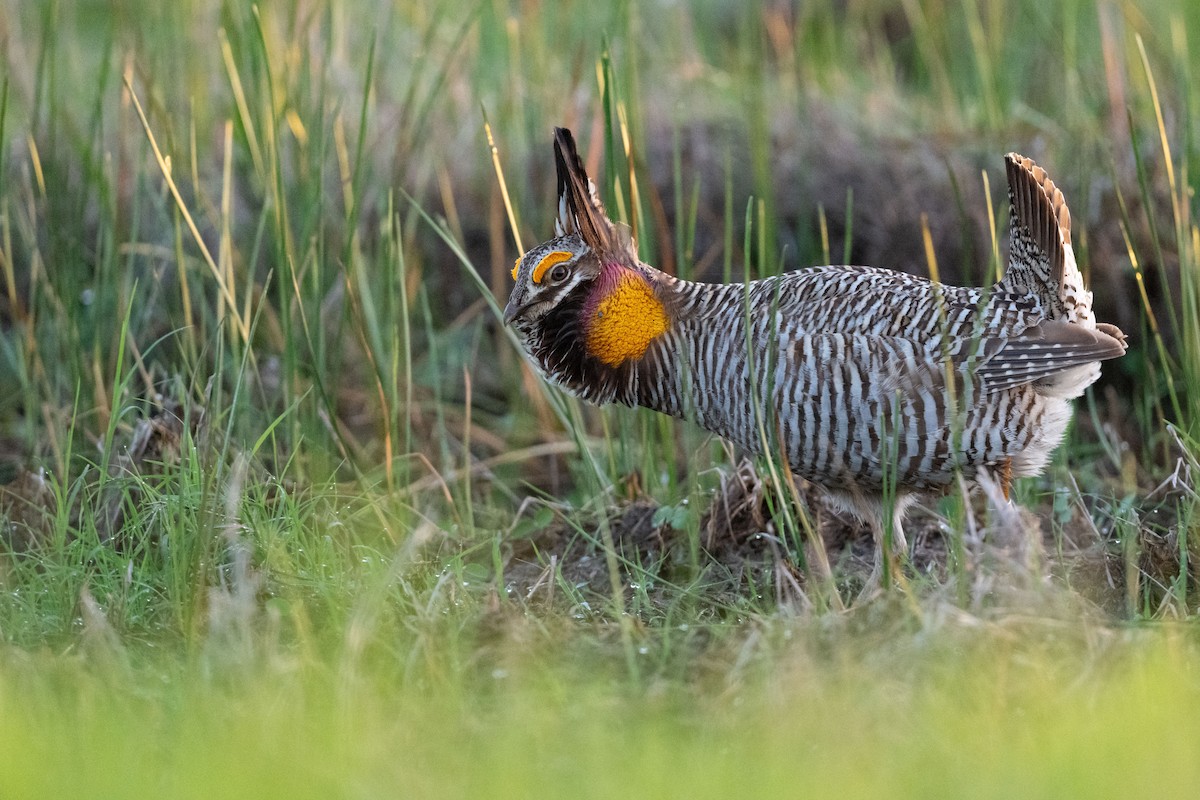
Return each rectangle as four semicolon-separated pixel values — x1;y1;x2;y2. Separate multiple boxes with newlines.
581;263;672;368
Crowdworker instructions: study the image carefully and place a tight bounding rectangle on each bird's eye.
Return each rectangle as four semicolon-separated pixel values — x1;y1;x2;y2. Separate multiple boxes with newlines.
531;250;574;284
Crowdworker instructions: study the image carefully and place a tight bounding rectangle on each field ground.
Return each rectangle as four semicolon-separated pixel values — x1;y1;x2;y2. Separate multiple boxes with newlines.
1;0;1199;796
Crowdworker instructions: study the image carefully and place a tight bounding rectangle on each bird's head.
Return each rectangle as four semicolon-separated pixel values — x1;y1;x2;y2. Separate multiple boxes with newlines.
503;126;633;327
501;128;672;398
503;234;600;328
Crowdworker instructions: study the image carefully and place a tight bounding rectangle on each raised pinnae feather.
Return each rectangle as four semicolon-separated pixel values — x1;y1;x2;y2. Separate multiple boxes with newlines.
553;129;603;235
553;127;637;262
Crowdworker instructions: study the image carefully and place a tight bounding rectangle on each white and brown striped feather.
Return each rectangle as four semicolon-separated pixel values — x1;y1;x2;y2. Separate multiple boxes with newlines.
505;130;1128;537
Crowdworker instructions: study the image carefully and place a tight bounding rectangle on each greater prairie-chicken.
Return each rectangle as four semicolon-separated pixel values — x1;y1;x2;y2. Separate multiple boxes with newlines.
504;128;1126;562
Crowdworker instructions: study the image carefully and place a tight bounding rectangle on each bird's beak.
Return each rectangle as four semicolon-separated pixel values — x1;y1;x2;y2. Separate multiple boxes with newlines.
502;297;523;326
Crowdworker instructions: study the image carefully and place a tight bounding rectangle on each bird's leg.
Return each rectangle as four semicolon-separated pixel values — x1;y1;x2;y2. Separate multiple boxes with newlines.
861;506;910;599
1000;457;1013;502
882;508;909;589
861;526;885;600
888;504;909;555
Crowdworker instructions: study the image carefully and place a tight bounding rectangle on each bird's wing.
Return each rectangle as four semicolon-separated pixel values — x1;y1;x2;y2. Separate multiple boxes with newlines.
968;319;1127;393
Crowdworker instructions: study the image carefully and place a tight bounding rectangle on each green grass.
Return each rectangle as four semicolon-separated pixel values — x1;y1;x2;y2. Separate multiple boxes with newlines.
1;0;1199;795
4;614;1200;799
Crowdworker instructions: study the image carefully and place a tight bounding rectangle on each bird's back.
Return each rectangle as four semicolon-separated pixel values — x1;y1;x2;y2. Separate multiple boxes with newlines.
636;267;1057;491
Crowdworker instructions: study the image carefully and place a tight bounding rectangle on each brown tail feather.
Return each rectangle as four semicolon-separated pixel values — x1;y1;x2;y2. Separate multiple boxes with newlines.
1000;153;1095;327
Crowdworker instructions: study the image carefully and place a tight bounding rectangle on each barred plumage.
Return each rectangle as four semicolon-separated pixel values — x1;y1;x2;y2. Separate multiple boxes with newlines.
504;128;1127;565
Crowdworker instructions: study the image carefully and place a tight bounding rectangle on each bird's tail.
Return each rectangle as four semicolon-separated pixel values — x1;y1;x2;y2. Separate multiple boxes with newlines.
998;153;1099;330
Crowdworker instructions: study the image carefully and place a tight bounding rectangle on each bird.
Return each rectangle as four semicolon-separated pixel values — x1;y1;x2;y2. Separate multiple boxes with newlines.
503;127;1127;573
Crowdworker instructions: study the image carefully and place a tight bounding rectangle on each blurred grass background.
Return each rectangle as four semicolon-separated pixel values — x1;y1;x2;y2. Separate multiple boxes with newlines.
0;0;1198;796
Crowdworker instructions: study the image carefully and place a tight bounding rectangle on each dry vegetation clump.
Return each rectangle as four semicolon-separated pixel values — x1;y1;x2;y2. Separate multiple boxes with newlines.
0;468;56;551
0;399;212;551
497;457;1189;616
